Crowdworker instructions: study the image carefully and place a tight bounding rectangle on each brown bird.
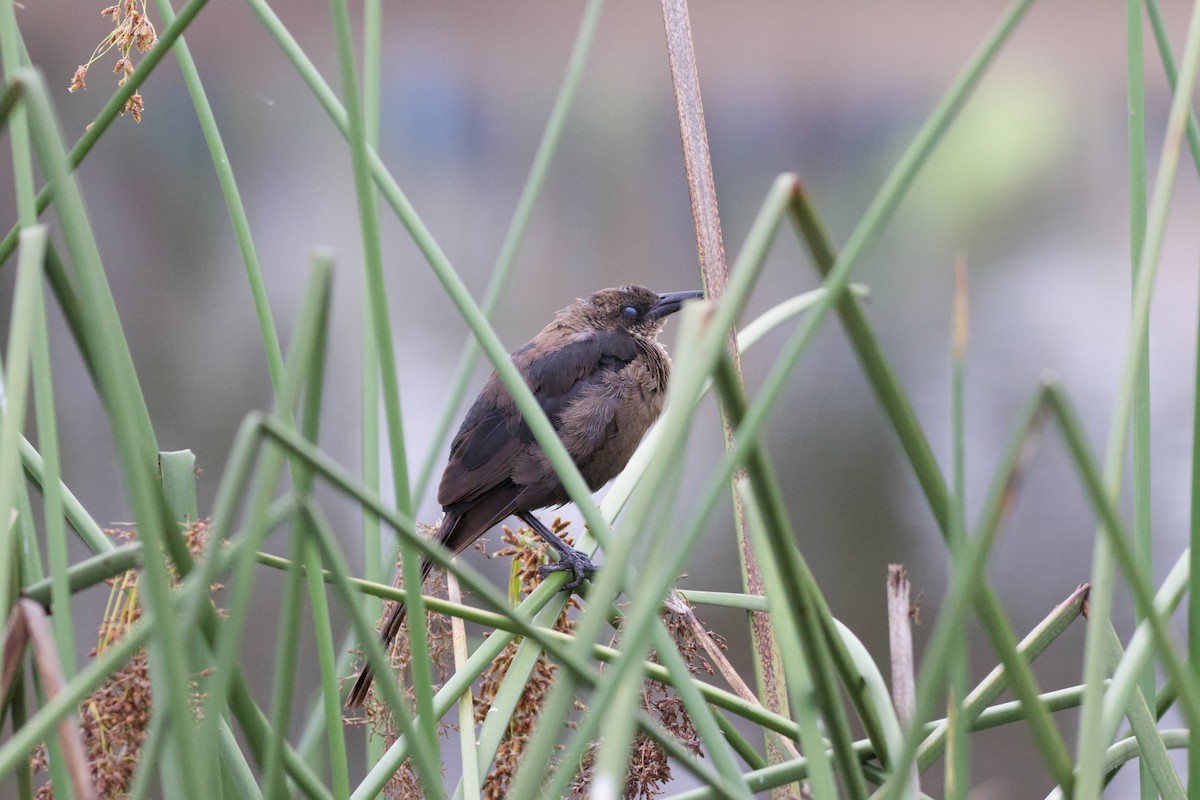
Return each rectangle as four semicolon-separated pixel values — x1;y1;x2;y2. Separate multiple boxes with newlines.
347;285;703;707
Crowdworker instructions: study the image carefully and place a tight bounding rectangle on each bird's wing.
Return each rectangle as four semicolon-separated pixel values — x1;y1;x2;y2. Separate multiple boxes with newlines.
437;329;640;507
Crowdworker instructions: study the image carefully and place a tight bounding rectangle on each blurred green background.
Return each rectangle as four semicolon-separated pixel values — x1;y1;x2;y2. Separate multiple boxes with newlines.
4;2;1199;795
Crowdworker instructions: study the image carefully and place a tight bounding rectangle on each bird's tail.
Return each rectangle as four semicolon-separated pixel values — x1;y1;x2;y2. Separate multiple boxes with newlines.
346;490;516;708
345;552;436;708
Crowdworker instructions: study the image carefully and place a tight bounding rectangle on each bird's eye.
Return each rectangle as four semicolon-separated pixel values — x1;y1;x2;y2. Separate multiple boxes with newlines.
622;306;639;318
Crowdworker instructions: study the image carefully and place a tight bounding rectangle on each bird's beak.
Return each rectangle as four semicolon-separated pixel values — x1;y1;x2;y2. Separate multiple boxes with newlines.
649;290;705;320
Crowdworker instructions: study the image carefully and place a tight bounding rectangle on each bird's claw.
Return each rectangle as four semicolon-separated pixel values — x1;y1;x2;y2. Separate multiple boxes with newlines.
538;550;597;592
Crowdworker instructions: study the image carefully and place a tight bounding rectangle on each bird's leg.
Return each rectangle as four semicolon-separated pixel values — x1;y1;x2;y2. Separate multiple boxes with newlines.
515;510;597;591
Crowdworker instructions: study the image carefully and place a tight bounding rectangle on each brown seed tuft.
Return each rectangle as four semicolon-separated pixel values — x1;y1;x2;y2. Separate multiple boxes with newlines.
569;595;710;796
69;1;157;121
68;66;88;93
122;92;144;123
474;520;581;799
33;521;217;798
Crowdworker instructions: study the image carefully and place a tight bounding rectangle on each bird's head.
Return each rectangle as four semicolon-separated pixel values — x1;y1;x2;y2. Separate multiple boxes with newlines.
565;285;705;337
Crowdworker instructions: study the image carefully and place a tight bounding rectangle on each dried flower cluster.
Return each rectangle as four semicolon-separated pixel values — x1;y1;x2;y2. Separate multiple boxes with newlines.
32;521;214;798
68;1;158;122
474;520;581;800
570;595;714;798
661;593;727;678
351;520;719;798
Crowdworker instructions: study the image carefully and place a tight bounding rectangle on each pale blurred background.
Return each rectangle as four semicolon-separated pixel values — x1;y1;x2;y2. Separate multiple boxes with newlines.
4;1;1200;795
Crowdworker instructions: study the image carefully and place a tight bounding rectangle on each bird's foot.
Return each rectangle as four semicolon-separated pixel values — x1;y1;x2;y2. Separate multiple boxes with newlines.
538;548;597;592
